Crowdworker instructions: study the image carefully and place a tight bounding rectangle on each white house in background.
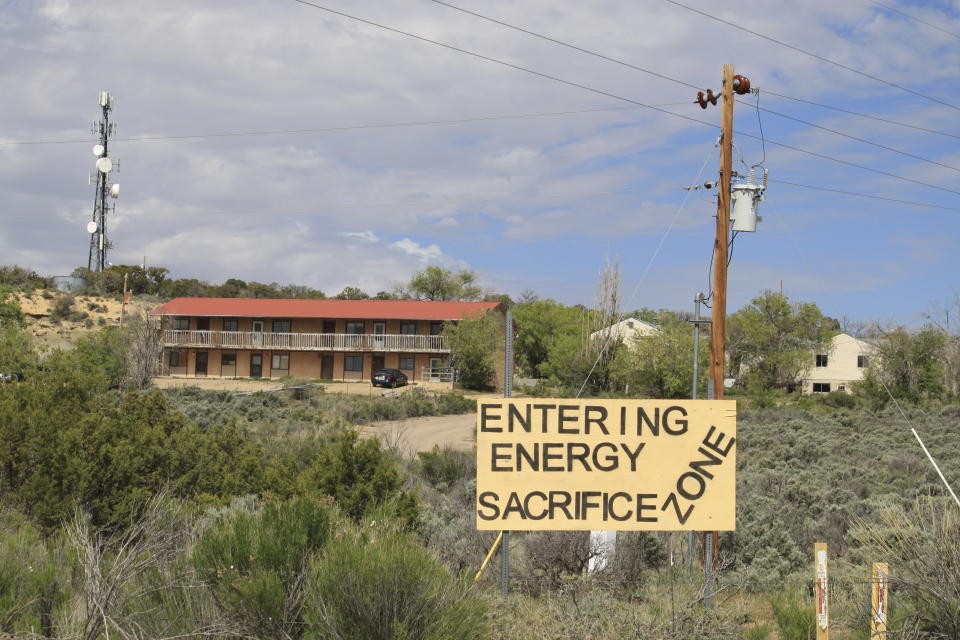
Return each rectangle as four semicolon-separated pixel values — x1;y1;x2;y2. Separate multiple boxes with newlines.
590;317;660;347
800;333;876;394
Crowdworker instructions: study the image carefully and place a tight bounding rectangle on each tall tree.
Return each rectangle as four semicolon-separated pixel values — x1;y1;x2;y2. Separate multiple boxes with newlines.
403;266;484;301
726;290;837;390
443;311;500;390
611;314;709;398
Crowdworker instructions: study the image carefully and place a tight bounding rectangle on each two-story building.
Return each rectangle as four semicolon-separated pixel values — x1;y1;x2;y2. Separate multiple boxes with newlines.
800;333;876;394
150;297;504;385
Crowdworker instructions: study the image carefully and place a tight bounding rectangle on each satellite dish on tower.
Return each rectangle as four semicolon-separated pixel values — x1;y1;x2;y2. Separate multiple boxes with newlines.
95;157;113;173
110;184;120;198
86;221;98;234
92;144;104;157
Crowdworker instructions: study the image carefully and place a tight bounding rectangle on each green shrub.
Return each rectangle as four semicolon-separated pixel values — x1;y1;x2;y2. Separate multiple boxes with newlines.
304;527;489;640
0;512;68;637
297;430;417;524
742;623;772;640
770;592;815;640
417;445;473;489
815;390;858;409
194;497;334;639
49;293;75;321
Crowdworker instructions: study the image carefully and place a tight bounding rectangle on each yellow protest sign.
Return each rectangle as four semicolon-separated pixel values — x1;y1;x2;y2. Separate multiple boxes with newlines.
475;398;736;531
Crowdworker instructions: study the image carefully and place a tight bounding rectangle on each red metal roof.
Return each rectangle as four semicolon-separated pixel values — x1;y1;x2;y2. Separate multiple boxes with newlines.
150;297;502;321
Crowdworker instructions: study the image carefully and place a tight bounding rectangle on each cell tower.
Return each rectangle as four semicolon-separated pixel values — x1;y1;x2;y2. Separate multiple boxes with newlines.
87;90;120;271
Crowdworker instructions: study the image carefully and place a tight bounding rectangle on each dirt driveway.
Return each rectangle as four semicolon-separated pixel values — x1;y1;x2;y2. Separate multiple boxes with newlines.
363;413;475;456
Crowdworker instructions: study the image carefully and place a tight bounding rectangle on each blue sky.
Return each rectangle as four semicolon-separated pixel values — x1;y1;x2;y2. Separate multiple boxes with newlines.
0;0;957;326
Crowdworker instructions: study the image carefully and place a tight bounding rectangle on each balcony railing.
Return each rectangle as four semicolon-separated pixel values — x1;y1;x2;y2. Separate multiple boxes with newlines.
161;330;449;353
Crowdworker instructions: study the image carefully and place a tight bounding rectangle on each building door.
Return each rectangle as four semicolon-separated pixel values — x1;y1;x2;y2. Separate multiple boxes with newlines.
429;357;442;382
372;355;385;372
196;318;210;344
322;319;336;333
195;352;208;376
320;354;334;379
373;322;386;349
250;353;263;378
251;320;264;347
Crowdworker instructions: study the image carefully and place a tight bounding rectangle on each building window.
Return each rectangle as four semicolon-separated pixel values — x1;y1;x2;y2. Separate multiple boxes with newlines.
815;354;828;367
400;322;416;335
169;351;182;367
838;385;846;391
272;320;291;333
812;382;831;393
857;355;869;368
430;321;444;335
627;320;635;328
222;353;237;366
346;322;364;335
399;357;415;371
344;355;363;371
223;318;239;332
172;317;189;330
271;353;289;372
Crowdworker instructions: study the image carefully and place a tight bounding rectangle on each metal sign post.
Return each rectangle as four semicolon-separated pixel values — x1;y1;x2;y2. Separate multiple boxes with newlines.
501;310;513;599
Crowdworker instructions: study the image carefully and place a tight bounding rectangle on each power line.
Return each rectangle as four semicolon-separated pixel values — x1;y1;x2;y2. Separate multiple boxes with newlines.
866;0;960;40
432;0;960;142
763;90;960;140
427;0;703;90
6;176;953;223
0;184;692;221
0;104;694;147
662;0;960;112
742;98;960;173
287;0;960;197
767;179;960;212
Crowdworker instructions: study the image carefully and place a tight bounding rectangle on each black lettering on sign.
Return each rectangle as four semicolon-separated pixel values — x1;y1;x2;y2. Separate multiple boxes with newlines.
688;445;723;479
584;405;609;435
542;442;564;471
636;493;658;522
567;442;591;472
637;407;660;436
558;404;580;434
549;492;573;519
516;442;539;471
508;403;532;433
480;403;503;432
581;491;602;520
620;442;645;471
662;405;688;435
609;492;632;521
676;471;706;501
533;404;556;433
477;492;500;520
524;492;548;520
702;425;735;456
661;492;694;525
592;442;619;471
491;443;512;471
503;493;525;518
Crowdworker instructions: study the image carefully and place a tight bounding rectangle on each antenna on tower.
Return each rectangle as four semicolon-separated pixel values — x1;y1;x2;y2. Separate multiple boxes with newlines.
86;90;120;272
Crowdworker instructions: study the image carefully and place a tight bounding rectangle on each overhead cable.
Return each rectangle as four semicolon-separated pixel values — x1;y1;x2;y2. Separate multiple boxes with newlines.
0;104;693;147
289;0;960;197
866;0;960;40
662;0;960;112
762;90;960;140
742;98;960;173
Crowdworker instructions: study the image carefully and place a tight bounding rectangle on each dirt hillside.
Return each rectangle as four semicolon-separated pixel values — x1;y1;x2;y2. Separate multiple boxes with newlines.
14;291;159;351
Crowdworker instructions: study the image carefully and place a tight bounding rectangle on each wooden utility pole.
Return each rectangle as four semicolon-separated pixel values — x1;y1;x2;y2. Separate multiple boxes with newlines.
701;64;736;574
710;63;735;400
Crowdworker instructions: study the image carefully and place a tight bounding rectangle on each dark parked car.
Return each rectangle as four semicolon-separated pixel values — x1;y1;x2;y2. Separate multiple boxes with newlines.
372;368;408;388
